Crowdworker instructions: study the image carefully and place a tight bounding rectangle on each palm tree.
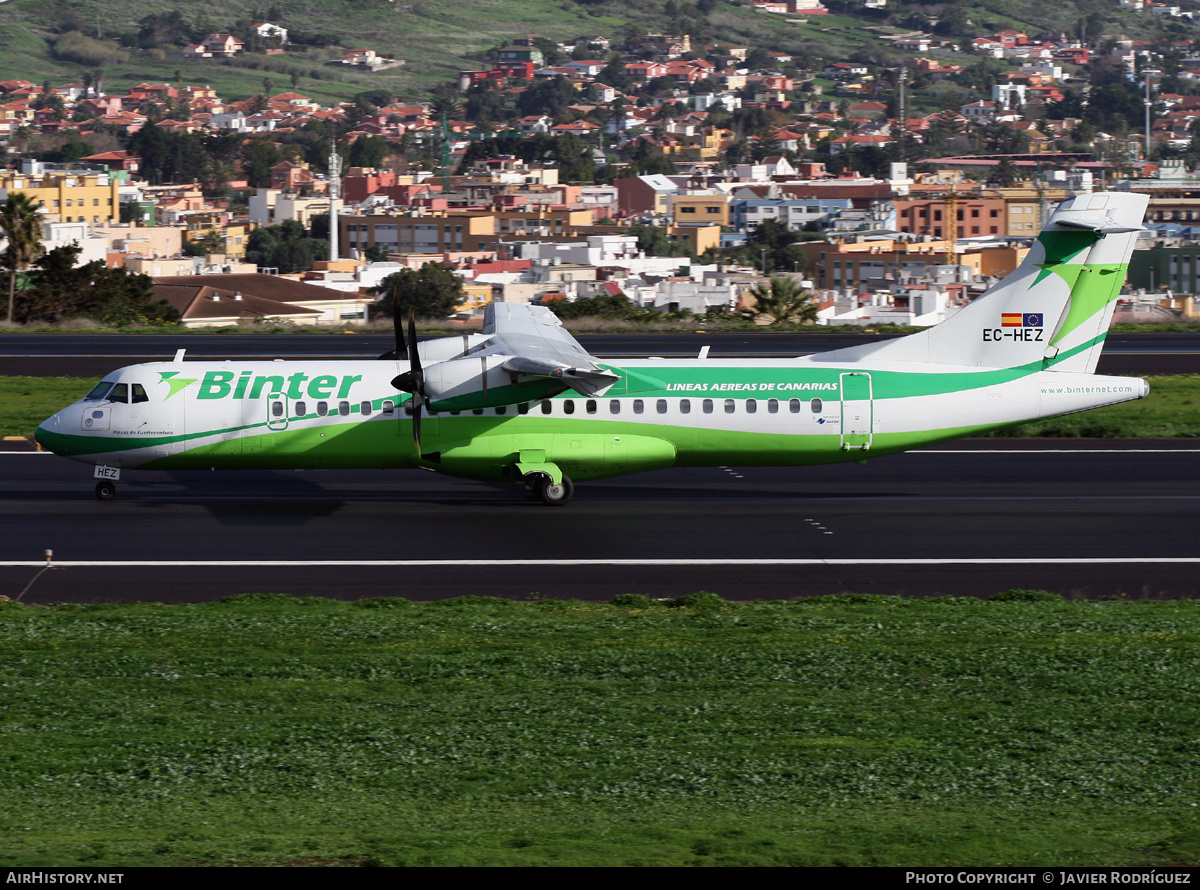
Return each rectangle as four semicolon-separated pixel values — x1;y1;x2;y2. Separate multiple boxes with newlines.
739;276;818;326
1;193;45;323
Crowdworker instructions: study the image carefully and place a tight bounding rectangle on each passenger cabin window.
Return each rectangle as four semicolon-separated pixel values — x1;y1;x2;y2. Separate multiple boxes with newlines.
317;402;328;416
296;401;307;416
811;398;823;414
768;399;779;414
703;399;713;414
680;399;691;414
108;383;129;404
339;401;350;416
495;405;507;415
724;399;736;414
586;400;597;415
633;399;644;414
85;382;114;401
563;401;575;415
518;403;530;415
360;401;372;416
131;384;149;404
746;399;757;414
610;400;621;414
271;401;284;418
789;399;801;413
541;401;552;415
656;399;667;414
382;400;395;415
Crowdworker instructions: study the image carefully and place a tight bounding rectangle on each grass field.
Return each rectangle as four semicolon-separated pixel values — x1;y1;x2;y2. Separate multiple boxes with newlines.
1;593;1198;866
3;375;1198;440
0;0;629;103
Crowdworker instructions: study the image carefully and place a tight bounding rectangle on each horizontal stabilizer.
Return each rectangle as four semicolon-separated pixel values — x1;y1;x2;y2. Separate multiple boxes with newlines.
1051;211;1144;235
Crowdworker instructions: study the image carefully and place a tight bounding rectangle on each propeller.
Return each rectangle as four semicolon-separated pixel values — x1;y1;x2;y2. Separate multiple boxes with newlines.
390;309;423;456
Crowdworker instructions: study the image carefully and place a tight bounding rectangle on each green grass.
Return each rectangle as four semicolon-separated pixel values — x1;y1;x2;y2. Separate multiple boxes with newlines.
1;593;1199;866
4;375;1199;440
989;375;1200;439
0;376;94;439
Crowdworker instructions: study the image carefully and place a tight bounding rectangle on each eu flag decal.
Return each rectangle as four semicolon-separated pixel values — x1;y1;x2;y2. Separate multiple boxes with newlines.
1023;313;1043;327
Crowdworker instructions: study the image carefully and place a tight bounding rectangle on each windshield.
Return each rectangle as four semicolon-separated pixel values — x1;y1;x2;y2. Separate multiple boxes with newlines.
84;381;115;401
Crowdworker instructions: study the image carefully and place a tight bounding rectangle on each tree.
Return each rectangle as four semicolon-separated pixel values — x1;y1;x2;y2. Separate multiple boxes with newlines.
744;218;807;274
375;264;463;318
987;157;1021;187
738;276;817;326
21;245;179;325
1;194;45;323
245;221;327;273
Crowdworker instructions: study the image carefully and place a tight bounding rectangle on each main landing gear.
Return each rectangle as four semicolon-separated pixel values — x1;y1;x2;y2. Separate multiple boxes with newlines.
524;472;575;506
95;480;116;500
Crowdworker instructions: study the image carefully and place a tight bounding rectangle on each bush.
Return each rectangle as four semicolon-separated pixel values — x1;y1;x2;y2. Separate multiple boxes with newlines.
991;588;1064;603
665;591;728;610
611;593;657;608
353;597;414;609
52;31;128;67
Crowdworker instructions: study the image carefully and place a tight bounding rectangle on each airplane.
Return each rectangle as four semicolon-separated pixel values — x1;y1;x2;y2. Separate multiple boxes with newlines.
35;191;1150;506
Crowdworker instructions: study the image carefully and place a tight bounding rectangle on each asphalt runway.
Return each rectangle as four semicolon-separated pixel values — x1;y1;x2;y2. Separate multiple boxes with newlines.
2;332;1199;377
3;440;1198;603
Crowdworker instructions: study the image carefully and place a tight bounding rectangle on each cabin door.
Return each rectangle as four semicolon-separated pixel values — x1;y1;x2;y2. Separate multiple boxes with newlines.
267;393;289;431
839;372;873;451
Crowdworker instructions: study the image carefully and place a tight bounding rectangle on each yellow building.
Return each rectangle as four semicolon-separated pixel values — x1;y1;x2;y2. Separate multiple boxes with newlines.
457;282;493;314
182;212;249;259
341;211;497;255
0;169;121;224
492;208;594;238
669;193;729;227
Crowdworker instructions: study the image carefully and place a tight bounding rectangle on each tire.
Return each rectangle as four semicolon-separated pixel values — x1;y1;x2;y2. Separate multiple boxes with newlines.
538;475;574;507
95;480;115;501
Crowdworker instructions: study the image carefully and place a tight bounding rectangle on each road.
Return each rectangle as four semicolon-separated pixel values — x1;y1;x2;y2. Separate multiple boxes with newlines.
3;440;1198;604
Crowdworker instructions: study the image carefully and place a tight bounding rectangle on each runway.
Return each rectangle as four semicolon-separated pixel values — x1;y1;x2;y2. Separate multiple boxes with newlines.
3;440;1198;603
2;332;1198;377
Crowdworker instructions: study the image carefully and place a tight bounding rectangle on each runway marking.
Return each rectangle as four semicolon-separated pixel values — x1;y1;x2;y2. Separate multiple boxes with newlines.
3;558;1200;568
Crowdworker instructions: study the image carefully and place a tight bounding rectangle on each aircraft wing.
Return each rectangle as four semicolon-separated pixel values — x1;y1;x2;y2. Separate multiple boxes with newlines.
483;302;618;396
416;302;619;410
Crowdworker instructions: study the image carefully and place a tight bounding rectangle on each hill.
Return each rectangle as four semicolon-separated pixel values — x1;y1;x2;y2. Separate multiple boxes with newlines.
0;0;1184;106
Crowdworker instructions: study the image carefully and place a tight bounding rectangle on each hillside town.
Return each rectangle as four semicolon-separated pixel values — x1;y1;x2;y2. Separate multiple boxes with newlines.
3;6;1200;328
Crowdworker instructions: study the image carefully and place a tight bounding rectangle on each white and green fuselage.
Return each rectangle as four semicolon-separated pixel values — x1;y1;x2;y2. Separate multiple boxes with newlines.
32;356;1147;481
35;192;1152;491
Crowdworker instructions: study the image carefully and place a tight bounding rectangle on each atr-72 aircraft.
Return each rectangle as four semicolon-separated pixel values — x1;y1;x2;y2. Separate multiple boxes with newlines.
36;192;1149;506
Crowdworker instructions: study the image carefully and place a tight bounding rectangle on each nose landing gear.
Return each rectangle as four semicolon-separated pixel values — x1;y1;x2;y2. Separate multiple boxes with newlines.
95;480;116;500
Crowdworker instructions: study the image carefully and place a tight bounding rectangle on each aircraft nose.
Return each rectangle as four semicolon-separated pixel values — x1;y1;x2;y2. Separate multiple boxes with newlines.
34;411;63;451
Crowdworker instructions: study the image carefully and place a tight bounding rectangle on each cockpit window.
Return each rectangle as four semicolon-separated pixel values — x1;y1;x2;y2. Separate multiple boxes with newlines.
85;381;114;401
132;383;149;404
108;383;129;404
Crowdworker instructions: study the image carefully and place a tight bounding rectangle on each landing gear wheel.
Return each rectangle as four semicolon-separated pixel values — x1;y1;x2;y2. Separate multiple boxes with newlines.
538;475;574;507
95;480;116;501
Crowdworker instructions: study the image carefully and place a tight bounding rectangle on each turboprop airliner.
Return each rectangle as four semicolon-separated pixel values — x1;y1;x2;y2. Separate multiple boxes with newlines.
36;191;1150;506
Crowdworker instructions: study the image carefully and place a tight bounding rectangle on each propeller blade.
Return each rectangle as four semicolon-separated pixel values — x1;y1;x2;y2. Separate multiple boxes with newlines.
412;390;422;456
392;283;407;359
377;283;408;360
405;309;423;457
407;309;421;377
